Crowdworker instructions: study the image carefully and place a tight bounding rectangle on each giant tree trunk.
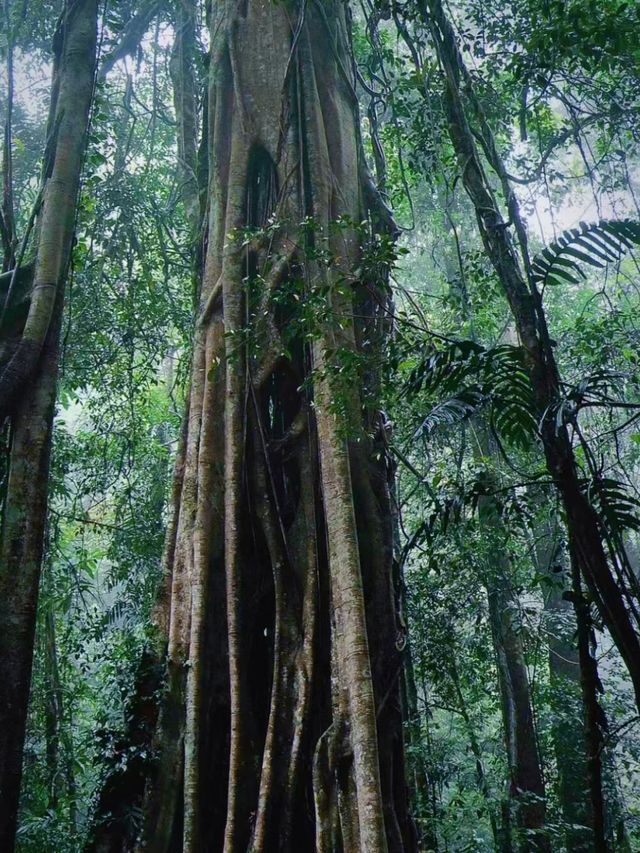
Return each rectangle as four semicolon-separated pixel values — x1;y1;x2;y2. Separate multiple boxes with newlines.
138;1;415;851
0;2;97;848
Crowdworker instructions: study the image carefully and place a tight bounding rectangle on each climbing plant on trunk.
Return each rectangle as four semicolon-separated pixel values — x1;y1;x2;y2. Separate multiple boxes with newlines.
97;0;416;850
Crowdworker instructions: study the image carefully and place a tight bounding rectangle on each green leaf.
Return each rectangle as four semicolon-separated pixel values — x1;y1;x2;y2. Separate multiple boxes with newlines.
532;219;640;288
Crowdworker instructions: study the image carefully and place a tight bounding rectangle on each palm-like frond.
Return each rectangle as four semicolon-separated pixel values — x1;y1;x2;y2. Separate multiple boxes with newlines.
586;476;640;534
415;388;484;437
410;342;537;447
532;219;640;288
406;339;484;397
488;346;537;447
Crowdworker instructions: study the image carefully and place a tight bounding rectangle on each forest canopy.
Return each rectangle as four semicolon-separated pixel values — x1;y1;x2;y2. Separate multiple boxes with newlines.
1;0;640;851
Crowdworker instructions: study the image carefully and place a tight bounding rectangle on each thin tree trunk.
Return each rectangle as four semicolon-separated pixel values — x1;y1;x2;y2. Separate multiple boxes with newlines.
447;650;501;850
531;507;596;849
445;223;548;849
43;600;64;811
486;590;546;851
476;481;549;852
419;0;640;714
1;0;16;271
169;0;201;236
65;705;78;835
0;2;98;847
570;549;609;852
401;642;439;851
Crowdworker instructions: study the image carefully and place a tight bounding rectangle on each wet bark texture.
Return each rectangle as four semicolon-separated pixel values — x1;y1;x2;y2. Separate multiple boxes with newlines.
0;1;98;848
135;1;415;851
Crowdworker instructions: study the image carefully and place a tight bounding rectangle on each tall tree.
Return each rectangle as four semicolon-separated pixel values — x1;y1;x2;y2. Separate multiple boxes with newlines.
532;507;601;849
478;483;549;852
417;0;640;714
450;240;548;849
0;0;98;847
94;0;416;850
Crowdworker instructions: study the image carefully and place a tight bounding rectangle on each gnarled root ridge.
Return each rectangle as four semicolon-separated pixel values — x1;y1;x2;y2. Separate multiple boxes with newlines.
123;1;417;851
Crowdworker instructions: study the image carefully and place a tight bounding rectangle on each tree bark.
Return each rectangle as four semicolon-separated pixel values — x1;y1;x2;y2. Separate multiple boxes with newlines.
570;550;609;852
531;507;598;849
169;0;201;236
43;599;64;812
0;2;98;848
476;479;549;852
125;1;415;851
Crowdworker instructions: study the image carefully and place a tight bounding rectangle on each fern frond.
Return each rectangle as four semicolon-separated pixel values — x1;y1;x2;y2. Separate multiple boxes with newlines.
586;476;640;534
407;339;483;396
414;388;484;437
409;342;537;446
532;219;640;288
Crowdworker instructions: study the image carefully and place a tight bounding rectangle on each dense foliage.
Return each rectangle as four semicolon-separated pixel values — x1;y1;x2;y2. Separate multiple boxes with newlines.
2;0;640;849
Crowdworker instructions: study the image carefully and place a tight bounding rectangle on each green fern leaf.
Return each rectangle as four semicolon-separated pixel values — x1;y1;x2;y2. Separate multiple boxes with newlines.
414;388;484;437
532;219;640;287
586;476;640;534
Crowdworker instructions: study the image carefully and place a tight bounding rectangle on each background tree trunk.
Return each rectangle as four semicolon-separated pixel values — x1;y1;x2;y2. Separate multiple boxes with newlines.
421;0;640;715
532;508;598;849
476;479;549;852
401;642;439;852
445;238;548;849
43;597;64;812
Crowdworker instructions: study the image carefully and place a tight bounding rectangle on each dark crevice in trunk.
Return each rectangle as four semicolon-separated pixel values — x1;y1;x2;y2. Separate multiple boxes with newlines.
198;554;230;852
